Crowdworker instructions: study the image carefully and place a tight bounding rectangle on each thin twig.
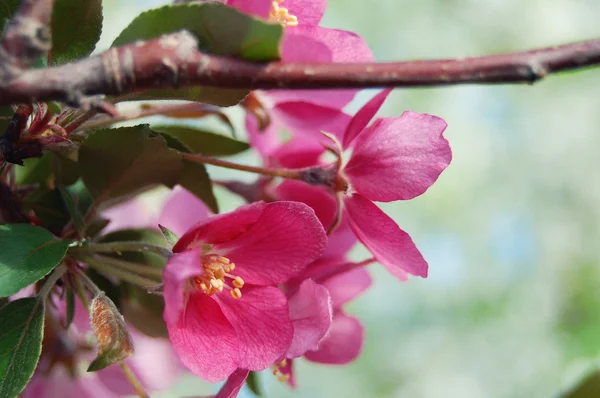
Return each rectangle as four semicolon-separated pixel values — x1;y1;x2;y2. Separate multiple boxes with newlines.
181;152;303;180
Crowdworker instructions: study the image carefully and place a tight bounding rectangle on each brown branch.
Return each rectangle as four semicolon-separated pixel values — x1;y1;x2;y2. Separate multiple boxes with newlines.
0;0;54;74
0;30;598;106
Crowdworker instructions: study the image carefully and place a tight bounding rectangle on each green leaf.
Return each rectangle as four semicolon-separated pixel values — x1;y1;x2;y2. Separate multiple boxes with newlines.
111;3;283;106
154;126;249;156
58;186;85;236
23;189;70;231
78;125;218;212
50;0;102;65
0;298;45;398
113;3;281;60
87;292;134;371
0;224;71;297
159;225;179;247
16;152;79;188
180;159;218;213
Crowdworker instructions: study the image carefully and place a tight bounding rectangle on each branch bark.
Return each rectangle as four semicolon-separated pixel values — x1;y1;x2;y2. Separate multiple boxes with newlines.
0;31;598;106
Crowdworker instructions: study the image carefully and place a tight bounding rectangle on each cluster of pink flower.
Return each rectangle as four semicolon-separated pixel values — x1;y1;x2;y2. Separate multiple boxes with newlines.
20;1;451;397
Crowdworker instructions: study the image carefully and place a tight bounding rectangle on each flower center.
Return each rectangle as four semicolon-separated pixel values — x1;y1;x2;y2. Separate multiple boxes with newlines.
193;255;245;299
269;0;298;27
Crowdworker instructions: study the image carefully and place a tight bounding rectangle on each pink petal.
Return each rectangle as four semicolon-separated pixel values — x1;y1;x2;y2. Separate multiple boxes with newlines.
102;199;154;233
342;88;392;148
224;0;272;19
267;137;324;169
285;0;327;25
273;102;352;143
269;27;371;108
163;249;204;325
286;279;332;358
215;369;249;398
344;112;451;202
321;267;372;309
158;186;211;237
216;286;294;371
279;31;331;63
245;111;282;159
304;312;364;364
217;201;327;285
344;194;426;279
173;202;267;252
271;180;336;230
166;291;239;383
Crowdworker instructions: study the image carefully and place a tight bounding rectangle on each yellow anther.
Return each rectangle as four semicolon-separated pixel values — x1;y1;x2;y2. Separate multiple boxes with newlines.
214;268;225;279
278;374;290;383
269;0;298;27
195;255;244;298
278;358;287;367
233;276;245;289
273;369;281;376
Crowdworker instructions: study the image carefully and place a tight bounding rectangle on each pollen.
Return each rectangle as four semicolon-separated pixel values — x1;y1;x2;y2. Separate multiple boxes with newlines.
269;0;298;27
193;254;245;299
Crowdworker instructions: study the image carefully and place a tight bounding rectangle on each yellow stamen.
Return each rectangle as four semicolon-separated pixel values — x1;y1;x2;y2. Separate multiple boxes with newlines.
269;0;298;27
193;254;245;299
233;276;244;289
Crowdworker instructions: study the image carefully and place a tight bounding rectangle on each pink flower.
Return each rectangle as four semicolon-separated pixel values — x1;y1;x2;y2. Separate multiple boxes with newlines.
163;201;327;382
335;89;452;279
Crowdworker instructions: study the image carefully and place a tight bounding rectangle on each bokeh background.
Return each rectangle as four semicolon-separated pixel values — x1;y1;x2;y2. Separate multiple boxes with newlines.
97;1;600;397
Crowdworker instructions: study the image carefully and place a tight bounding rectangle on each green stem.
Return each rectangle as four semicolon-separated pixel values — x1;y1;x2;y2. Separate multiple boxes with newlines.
83;255;161;288
38;263;67;298
119;361;150;398
75;241;172;259
181;152;304;180
94;254;163;280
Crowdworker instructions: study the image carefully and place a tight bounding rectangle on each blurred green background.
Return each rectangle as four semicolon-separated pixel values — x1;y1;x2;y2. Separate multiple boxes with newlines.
98;1;600;397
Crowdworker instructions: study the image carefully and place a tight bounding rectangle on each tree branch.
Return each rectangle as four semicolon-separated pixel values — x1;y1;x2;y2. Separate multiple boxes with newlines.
0;30;598;106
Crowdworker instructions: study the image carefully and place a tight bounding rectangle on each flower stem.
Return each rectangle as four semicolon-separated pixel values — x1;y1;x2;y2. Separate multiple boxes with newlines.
119;361;150;398
77;241;172;259
83;255;161;288
181;152;303;180
38;263;67;298
94;254;164;280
